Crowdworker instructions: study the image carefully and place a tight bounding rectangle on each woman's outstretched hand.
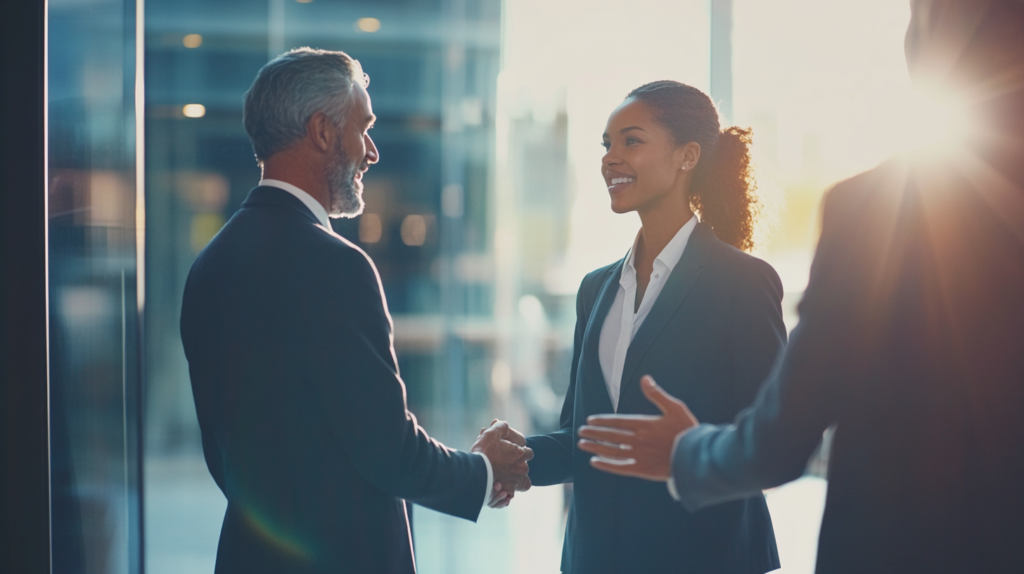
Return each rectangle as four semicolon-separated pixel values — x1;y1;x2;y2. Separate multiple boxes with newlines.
577;375;699;481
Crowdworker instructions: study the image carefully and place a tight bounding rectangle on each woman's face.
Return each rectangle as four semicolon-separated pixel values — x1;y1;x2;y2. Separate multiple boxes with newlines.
601;98;693;215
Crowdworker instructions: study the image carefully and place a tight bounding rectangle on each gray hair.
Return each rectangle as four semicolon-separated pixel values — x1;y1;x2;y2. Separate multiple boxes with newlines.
243;47;369;162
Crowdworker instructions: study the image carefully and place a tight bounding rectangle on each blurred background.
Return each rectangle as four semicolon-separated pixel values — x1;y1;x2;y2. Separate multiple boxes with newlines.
45;0;928;572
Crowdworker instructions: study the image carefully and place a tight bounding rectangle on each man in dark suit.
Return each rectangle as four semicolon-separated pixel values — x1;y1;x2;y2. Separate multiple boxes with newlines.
577;1;1024;572
180;48;532;574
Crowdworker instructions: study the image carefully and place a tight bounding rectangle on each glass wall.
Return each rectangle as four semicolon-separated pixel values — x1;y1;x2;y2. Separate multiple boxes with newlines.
47;0;144;572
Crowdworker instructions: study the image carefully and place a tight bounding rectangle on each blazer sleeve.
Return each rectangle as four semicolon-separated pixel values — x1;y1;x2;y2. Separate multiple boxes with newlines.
671;186;859;512
525;273;594;486
307;247;488;521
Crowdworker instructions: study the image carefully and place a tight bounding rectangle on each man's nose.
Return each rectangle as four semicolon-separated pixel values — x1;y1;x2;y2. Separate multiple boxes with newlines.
366;134;379;164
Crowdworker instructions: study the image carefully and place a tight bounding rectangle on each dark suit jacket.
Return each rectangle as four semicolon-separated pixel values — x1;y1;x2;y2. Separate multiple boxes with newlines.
673;155;1024;573
180;186;488;574
527;222;786;574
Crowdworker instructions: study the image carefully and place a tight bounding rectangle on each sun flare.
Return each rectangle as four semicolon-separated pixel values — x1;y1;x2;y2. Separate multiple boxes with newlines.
897;90;972;156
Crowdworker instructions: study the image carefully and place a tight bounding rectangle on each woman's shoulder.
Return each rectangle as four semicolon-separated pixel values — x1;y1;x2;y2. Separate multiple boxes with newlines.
579;259;623;293
570;258;626;316
704;237;783;294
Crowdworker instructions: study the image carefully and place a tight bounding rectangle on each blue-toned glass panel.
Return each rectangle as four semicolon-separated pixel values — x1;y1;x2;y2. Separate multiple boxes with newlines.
48;0;143;572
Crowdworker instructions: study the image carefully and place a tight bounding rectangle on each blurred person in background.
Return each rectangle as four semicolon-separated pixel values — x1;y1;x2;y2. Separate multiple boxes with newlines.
180;48;532;574
579;1;1024;572
523;81;786;573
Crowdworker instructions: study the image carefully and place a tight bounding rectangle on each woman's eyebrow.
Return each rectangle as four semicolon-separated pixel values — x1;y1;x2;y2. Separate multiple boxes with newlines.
620;126;646;134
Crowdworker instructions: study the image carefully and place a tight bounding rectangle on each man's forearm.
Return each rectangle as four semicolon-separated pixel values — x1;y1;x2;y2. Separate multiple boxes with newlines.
670;423;773;512
670;404;819;512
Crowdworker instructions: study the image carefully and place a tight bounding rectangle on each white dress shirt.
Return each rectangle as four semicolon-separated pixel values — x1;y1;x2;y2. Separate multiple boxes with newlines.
598;215;698;411
259;178;495;510
259;179;332;228
597;215;697;500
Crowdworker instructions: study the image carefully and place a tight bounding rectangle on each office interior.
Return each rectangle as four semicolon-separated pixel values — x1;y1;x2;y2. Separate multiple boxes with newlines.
2;1;929;572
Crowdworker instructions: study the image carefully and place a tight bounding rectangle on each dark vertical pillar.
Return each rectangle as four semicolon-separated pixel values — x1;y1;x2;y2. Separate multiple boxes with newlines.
710;0;734;124
0;1;51;573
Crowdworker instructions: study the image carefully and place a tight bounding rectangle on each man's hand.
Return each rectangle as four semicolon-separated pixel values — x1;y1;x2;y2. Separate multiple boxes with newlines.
476;418;529;507
577;376;699;481
471;420;533;508
481;418;526;448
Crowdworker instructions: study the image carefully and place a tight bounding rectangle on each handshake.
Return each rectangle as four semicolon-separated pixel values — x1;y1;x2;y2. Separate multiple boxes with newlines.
470;420;533;508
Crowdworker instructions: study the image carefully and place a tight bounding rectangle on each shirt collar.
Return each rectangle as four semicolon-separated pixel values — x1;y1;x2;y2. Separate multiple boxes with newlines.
621;214;699;285
259;178;331;228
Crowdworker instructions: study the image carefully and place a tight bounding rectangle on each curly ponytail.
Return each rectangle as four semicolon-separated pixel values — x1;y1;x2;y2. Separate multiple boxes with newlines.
689;126;759;251
626;81;762;251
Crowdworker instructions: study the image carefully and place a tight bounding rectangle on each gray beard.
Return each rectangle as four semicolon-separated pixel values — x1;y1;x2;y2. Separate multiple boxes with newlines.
326;141;364;219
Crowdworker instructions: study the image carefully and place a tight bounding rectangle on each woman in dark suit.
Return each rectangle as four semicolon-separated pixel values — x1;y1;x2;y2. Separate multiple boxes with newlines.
524;80;786;574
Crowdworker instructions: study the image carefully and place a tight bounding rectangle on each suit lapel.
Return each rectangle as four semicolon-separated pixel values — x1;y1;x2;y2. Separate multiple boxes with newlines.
618;223;716;401
582;259;625;413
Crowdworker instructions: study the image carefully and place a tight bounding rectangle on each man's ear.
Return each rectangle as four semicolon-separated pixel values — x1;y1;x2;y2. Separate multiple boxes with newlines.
306;111;332;153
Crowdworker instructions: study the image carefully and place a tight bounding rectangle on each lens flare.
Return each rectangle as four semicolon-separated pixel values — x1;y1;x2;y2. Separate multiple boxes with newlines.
898;90;972;156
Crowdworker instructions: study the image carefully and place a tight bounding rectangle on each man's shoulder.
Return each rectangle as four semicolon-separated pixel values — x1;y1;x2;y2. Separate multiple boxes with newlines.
298;226;381;283
191;204;379;292
822;155;910;217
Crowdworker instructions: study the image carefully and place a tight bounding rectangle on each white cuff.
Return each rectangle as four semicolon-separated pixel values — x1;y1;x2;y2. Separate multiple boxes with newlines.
665;429;687;501
475;451;494;511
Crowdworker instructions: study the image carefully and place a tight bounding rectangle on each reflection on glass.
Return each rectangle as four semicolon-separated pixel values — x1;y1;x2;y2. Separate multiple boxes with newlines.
48;0;142;572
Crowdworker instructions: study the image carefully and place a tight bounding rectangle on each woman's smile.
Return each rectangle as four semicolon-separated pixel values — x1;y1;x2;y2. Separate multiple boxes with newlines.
605;171;636;194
